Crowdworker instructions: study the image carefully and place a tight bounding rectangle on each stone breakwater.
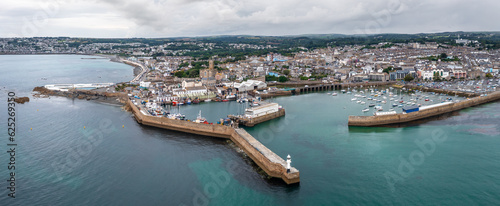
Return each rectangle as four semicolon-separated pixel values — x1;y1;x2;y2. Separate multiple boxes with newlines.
125;100;300;184
348;91;500;127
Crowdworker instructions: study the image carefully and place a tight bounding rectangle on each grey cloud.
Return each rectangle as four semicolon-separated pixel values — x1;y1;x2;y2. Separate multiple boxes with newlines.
1;0;499;37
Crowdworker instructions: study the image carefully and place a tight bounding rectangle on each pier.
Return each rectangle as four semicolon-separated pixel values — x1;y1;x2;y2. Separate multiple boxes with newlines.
126;100;300;184
348;91;500;127
228;103;286;127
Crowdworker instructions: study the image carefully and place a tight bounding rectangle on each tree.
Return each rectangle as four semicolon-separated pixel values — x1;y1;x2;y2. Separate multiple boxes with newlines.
433;72;441;81
439;53;448;59
283;69;290;76
383;67;394;74
404;74;414;82
485;73;494;78
265;75;278;82
278;76;288;82
174;71;185;78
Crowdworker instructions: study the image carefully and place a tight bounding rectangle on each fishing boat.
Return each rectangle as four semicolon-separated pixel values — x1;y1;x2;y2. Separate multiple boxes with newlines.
167;113;186;120
226;94;236;100
192;99;200;104
194;110;208;124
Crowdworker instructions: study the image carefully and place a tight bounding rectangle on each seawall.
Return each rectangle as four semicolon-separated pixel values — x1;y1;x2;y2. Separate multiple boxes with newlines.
348;91;500;127
126;100;300;184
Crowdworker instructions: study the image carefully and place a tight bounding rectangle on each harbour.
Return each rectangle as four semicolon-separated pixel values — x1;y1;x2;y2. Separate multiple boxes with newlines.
126;99;300;184
2;54;500;205
348;91;500;126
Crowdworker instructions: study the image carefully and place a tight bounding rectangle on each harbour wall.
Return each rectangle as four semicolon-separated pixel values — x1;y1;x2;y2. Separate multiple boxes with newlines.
126;100;300;184
348;91;500;126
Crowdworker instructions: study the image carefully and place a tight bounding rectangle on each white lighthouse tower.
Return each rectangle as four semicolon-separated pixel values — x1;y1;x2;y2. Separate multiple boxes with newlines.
286;154;291;173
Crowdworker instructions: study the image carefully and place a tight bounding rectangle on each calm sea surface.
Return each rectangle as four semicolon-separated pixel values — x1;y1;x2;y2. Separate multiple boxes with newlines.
0;55;499;205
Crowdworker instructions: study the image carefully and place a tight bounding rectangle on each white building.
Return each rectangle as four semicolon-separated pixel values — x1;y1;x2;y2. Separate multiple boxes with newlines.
244;103;279;118
140;81;151;88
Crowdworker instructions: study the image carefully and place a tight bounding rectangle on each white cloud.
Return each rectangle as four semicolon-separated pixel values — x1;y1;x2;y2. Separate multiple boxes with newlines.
0;0;499;37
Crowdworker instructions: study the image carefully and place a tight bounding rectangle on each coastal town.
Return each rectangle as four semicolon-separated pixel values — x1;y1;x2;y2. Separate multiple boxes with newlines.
5;34;500;185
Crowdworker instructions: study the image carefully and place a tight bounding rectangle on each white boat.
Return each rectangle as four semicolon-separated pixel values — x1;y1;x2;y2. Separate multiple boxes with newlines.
361;101;366;105
204;99;212;102
194;110;207;123
351;98;357;101
362;108;370;112
332;93;338;96
375;105;383;111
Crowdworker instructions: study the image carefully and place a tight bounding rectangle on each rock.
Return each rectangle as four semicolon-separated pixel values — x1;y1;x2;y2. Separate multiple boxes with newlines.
13;97;30;104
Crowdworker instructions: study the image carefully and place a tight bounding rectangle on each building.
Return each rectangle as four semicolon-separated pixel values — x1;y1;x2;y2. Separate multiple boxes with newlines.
200;60;217;86
390;70;410;80
233;80;267;93
368;73;389;81
244;103;279;118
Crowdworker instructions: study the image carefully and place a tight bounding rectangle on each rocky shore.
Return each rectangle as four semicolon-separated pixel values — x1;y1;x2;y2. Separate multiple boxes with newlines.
13;97;30;104
33;86;128;105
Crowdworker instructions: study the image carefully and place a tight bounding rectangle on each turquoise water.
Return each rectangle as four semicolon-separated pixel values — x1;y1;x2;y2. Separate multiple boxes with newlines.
1;55;500;205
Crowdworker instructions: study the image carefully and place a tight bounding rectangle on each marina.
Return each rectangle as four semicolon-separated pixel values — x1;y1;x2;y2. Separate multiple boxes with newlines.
349;91;500;126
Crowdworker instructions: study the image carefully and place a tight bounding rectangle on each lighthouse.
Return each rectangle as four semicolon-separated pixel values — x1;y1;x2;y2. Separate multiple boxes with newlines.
286;154;291;173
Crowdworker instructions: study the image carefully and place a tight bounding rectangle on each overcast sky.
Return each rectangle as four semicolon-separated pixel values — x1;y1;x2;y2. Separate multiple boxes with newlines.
1;0;499;38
